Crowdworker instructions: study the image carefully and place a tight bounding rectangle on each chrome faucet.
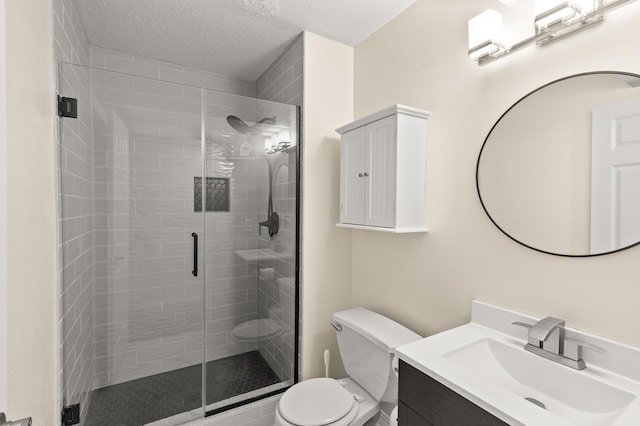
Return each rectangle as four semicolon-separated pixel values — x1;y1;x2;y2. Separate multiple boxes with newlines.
513;316;605;370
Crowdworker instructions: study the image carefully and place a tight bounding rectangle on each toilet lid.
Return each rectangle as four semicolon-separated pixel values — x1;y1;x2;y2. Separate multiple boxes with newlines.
279;378;355;426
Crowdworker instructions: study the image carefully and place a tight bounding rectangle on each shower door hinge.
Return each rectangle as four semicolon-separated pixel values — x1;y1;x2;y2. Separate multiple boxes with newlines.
57;96;78;119
61;404;80;426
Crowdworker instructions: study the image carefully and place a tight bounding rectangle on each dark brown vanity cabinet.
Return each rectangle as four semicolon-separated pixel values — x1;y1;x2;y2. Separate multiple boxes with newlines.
398;360;509;426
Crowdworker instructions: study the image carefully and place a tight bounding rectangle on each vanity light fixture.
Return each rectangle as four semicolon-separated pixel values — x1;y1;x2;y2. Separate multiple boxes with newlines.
469;0;637;65
468;9;507;61
534;0;592;29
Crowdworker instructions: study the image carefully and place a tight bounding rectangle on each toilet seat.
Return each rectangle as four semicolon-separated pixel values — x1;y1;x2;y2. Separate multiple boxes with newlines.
277;378;359;426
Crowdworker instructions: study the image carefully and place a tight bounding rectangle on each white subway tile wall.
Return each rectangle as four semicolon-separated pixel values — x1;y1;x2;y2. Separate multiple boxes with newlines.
53;0;90;66
202;107;261;364
202;94;301;373
53;0;93;422
54;1;302;423
255;34;303;383
256;36;303;107
90;70;204;387
87;47;270;389
89;46;299;390
91;46;257;98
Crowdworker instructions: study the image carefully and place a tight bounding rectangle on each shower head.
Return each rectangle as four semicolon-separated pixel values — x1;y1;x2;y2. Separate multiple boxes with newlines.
226;115;275;134
226;115;251;134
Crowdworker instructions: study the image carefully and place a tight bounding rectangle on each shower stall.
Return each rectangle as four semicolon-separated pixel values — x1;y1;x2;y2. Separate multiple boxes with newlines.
58;63;299;425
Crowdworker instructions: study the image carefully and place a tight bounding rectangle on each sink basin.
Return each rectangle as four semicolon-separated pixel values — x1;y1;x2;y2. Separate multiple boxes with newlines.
444;338;635;425
396;301;640;426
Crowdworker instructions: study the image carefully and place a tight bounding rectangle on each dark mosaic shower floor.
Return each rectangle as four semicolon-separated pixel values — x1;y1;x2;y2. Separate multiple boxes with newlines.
84;351;280;426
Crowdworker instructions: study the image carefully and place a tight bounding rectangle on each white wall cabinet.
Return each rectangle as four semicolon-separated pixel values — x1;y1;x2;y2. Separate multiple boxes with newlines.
336;105;429;233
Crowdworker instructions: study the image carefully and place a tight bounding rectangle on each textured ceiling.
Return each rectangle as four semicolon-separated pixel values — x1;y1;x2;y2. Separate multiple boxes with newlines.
76;0;416;82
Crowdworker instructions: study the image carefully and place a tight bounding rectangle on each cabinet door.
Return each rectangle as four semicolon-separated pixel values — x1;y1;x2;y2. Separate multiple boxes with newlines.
365;116;397;227
340;126;366;224
399;361;508;426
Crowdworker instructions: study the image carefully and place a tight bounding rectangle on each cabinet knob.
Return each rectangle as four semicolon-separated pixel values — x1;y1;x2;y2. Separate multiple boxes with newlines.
358;173;364;178
364;172;369;177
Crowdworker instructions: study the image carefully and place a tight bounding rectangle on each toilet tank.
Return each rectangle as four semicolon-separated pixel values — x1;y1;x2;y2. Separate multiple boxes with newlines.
332;308;421;402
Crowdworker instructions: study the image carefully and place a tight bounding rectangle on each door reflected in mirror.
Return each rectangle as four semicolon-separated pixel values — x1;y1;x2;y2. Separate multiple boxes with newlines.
477;72;640;257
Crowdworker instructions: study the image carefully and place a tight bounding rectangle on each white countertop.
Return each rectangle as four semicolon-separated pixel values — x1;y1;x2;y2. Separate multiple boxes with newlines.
395;301;640;426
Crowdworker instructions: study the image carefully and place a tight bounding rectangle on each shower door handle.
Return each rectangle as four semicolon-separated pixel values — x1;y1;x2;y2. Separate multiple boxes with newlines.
191;232;198;277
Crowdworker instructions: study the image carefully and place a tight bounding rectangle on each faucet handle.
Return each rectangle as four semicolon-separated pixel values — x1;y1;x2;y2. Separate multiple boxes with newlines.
512;321;533;329
512;321;541;347
564;337;606;361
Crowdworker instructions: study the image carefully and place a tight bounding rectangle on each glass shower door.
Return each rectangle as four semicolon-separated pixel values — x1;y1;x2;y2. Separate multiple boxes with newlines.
59;63;206;425
203;91;299;412
59;63;300;425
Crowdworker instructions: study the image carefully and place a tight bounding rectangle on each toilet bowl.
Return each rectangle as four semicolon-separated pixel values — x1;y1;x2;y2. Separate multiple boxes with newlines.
274;308;421;426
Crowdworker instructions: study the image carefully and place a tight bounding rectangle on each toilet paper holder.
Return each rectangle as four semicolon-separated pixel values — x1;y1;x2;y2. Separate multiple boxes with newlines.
0;412;32;426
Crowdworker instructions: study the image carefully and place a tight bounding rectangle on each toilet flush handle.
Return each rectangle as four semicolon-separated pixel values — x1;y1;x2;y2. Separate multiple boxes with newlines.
330;321;342;332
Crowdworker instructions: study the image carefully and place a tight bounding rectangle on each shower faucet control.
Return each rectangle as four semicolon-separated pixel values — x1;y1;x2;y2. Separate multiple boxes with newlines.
259;212;279;237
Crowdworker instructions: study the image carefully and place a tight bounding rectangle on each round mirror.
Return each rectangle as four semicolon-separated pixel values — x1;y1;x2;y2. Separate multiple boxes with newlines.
477;72;640;257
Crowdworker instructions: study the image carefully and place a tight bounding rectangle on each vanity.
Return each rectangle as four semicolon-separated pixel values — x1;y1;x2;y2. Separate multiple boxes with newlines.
391;71;640;425
395;301;640;425
392;71;640;425
399;360;507;425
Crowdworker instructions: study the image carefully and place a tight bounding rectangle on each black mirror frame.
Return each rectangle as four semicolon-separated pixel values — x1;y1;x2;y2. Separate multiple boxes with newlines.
476;70;640;258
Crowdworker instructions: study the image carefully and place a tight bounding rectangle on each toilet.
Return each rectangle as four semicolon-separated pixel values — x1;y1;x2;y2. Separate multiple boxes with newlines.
275;308;421;426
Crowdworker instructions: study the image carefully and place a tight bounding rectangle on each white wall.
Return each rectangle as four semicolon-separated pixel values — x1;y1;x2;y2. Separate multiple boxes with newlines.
0;0;7;411
6;0;58;423
352;0;640;347
302;32;353;379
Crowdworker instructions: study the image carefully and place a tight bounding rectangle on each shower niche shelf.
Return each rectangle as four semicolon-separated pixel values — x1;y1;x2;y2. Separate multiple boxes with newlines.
194;176;230;212
336;104;430;233
235;248;291;262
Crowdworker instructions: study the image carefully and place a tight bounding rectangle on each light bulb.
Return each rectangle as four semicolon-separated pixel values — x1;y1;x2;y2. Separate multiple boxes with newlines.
534;0;595;29
468;10;504;50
